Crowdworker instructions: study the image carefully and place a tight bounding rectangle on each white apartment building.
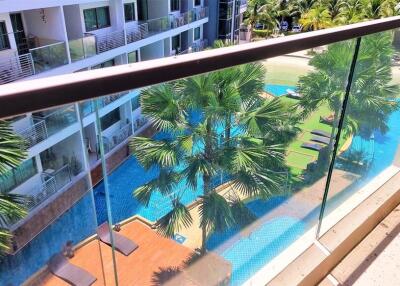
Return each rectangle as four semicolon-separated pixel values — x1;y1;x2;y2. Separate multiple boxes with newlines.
0;0;209;250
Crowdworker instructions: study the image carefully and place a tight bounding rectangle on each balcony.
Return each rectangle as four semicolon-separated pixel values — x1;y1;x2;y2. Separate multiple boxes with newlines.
0;17;399;286
32;105;77;137
28;40;69;73
68;35;97;62
26;164;72;211
103;122;133;154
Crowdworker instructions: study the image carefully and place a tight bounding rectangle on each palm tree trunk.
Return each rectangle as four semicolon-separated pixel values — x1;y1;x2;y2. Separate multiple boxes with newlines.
225;115;231;147
200;118;213;255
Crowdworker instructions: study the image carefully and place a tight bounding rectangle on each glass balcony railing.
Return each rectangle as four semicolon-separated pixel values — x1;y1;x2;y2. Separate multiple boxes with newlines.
68;35;96;62
0;17;399;286
29;42;69;73
32;105;77;137
26;164;72;211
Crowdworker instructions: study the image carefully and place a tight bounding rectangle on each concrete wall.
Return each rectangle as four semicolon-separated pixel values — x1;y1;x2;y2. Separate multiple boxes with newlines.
140;39;164;60
147;0;168;19
63;5;83;39
204;0;218;45
23;7;66;42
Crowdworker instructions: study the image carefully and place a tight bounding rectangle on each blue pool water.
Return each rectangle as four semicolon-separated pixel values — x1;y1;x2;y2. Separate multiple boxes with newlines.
347;107;400;179
264;84;296;97
207;197;306;285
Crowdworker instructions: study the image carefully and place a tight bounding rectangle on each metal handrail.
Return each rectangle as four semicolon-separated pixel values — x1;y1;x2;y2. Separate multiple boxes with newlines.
0;16;399;119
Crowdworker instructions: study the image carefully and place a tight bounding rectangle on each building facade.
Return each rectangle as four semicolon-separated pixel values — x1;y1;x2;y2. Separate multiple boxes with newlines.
204;0;247;44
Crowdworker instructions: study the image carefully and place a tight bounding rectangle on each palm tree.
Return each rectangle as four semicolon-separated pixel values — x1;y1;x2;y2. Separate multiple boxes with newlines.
337;0;365;24
130;63;295;254
297;33;399;166
0;120;27;255
361;0;398;19
323;0;346;23
244;0;279;37
291;0;319;19
299;4;332;31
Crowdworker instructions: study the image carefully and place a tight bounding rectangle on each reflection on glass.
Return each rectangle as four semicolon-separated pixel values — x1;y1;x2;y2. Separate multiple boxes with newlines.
318;31;400;234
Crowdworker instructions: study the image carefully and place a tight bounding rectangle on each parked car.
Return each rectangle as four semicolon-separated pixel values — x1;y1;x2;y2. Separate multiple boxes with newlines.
292;24;302;33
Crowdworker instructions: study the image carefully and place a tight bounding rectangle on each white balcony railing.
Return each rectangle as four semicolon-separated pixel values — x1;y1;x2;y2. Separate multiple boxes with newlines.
94;30;126;54
0;53;35;85
26;164;72;211
16;120;48;149
126;23;149;44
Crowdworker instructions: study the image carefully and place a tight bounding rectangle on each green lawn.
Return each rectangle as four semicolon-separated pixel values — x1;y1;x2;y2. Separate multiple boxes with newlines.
281;97;333;173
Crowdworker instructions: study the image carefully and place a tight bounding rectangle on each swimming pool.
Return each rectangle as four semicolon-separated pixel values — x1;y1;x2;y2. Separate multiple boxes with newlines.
264;84;296;97
207;197;306;285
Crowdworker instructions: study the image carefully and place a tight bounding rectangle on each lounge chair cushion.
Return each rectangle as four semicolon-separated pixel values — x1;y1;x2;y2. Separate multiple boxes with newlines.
97;223;138;256
48;254;96;286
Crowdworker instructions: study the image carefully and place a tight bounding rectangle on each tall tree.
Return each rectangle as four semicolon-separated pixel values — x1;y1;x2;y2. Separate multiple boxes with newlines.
297;33;399;165
130;63;295;253
299;4;332;31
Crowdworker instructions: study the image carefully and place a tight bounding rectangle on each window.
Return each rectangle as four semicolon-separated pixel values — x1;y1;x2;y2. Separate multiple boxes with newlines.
219;2;233;19
0;22;10;51
124;2;136;22
101;109;120;131
91;59;115;69
170;0;180;11
171;35;180;52
194;0;201;6
128;51;138;63
83;7;111;31
131;95;141;110
194;27;201;41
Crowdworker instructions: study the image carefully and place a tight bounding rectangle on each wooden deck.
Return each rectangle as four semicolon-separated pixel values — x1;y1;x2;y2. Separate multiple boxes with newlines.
37;221;196;286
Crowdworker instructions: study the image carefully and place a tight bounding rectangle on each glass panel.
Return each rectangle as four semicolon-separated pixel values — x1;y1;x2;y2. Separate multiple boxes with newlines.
2;25;394;286
171;0;180;11
124;2;136;22
83;8;97;31
69;38;84;62
0;21;10;50
32;105;78;137
128;50;138;63
97;7;111;29
0;101;106;286
100;108;121;131
83;35;97;57
90;41;355;286
30;42;68;73
194;26;201;40
318;29;400;235
0;158;37;193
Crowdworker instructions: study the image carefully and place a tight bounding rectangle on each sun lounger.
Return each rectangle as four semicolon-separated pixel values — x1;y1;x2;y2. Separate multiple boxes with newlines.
301;142;324;151
311;129;331;138
311;135;331;145
286;89;302;99
97;223;138;256
48;254;96;286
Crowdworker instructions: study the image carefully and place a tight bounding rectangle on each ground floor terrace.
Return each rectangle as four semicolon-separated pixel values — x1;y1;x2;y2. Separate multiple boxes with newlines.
31;220;231;286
